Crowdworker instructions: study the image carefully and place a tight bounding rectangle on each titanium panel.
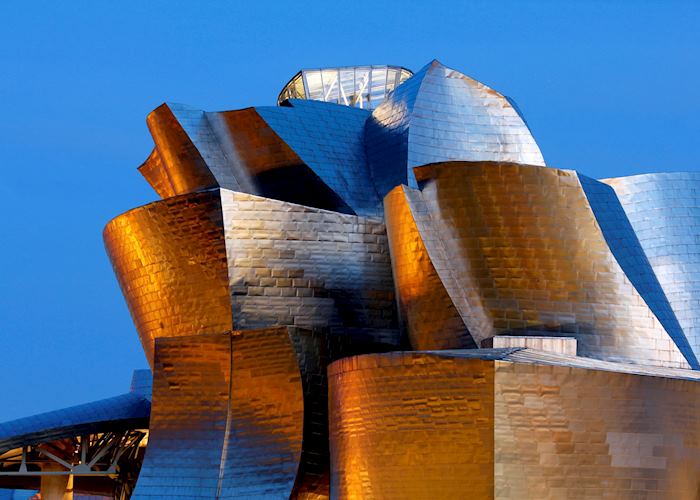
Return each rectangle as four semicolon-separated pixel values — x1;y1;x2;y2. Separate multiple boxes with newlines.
130;333;232;499
133;327;304;499
257;100;382;217
103;190;232;365
579;174;698;367
365;59;545;198
383;185;475;349
220;189;397;336
138;149;175;199
404;161;690;369
328;350;700;499
144;104;218;195
604;172;700;361
493;357;700;499
329;352;495;499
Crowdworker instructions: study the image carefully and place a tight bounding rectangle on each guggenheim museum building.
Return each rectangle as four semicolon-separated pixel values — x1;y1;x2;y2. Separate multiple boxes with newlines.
1;60;699;499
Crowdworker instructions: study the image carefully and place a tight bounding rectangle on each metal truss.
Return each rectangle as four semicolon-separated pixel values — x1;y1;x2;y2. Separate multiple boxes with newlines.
0;430;147;498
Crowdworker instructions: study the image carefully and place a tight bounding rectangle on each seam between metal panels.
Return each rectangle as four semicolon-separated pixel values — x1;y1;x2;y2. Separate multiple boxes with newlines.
216;331;235;500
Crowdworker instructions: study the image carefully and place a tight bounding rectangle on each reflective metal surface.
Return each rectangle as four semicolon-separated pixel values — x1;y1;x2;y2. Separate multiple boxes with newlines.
392;161;693;369
277;66;413;109
366;59;546;198
384;185;474;350
220;189;397;335
0;373;150;499
329;349;700;499
103;190;232;365
7;58;700;499
133;327;303;499
604;172;700;361
580;174;697;367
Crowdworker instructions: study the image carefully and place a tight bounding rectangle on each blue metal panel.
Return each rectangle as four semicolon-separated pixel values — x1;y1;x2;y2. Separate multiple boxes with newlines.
579;174;699;369
604;173;700;362
0;393;150;451
256;100;381;217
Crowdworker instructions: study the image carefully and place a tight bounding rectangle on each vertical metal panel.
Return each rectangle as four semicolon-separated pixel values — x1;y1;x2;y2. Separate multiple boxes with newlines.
580;174;698;367
133;328;304;499
384;185;474;349
494;358;700;499
605;173;700;361
220;189;397;337
329;353;495;499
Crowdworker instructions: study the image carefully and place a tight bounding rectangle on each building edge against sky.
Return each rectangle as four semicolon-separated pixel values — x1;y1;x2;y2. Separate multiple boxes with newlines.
1;59;699;499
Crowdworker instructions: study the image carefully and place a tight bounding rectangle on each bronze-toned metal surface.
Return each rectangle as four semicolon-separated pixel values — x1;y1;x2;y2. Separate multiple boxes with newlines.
220;189;397;335
103;191;231;365
144;104;219;196
137;148;175;199
493;352;700;499
384;185;474;350
133;327;304;499
329;352;495;499
402;161;690;369
329;350;700;499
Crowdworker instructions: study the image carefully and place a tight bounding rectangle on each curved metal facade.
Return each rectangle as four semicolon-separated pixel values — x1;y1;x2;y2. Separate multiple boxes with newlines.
133;327;304;499
329;350;700;500
604;172;700;361
6;58;700;500
365;60;546;198
103;190;232;365
387;161;693;369
384;185;474;350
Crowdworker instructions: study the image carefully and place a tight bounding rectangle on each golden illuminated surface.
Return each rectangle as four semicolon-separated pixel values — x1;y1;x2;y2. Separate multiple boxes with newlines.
209;108;302;177
220;189;397;333
329;350;700;500
384;185;473;349
103;190;232;365
133;327;304;498
138;148;175;199
494;354;700;499
329;353;495;499
143;103;218;196
398;161;689;369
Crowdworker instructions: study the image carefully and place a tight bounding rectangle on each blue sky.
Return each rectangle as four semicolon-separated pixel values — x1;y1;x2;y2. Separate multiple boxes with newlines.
0;0;698;421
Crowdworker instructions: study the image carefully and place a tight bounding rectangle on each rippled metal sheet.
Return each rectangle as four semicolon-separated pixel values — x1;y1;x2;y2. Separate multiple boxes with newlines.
365;59;546;198
398;161;691;369
384;185;474;349
604;173;700;362
329;350;700;499
103;190;232;365
220;189;397;336
132;327;304;499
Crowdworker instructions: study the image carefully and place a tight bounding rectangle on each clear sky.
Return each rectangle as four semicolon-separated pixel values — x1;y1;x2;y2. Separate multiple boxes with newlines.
0;0;698;421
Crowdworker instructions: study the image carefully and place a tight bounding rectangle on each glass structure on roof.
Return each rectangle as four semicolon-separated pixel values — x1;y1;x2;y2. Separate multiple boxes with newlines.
277;65;413;110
